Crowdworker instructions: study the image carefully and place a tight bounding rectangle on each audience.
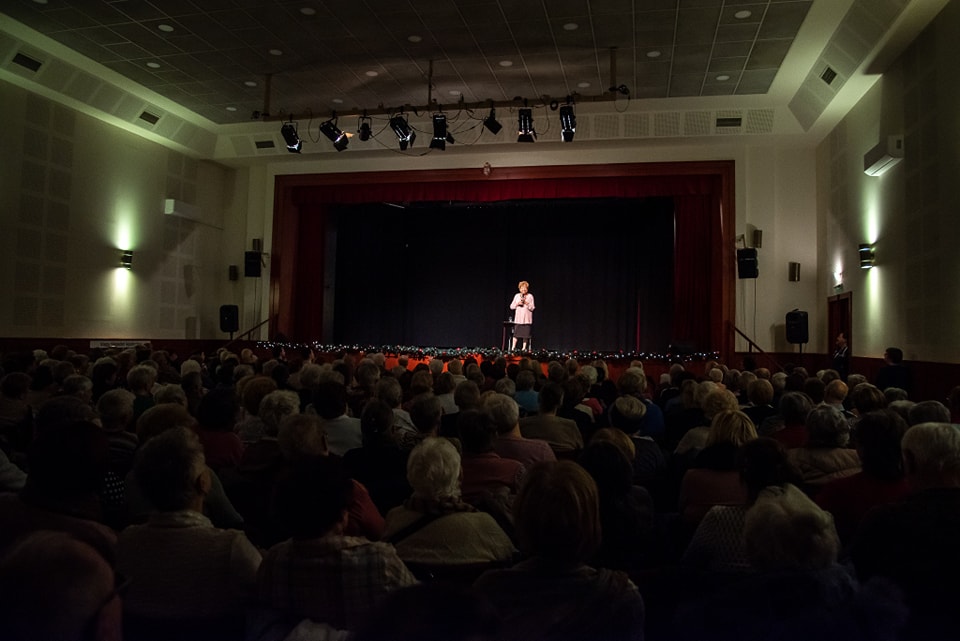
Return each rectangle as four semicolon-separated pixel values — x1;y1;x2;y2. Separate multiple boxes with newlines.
519;381;583;454
482;392;555;469
787;405;860;494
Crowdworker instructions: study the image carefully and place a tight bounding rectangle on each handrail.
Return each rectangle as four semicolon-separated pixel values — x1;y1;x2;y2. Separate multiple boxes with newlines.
222;318;270;352
732;324;785;373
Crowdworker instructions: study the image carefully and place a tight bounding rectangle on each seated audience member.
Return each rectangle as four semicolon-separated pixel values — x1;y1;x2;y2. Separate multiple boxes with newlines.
514;369;540;416
343;398;412;516
676;482;906;641
850;382;887;423
126;364;157;426
236;375;278;444
558;377;595;441
907;399;950;426
682;438;800;578
741;378;777;430
607;367;665;439
116;427;262;641
194;387;244;472
853;421;960;640
129;403;243;530
435;371;459;417
787;405;860;494
382;437;516;574
884;386;909;405
0;530;122;641
458;409;525;505
821;379;851;416
275;414;384;543
351;583;501;641
256;456;416;634
0;372;33;457
0;420;116;562
473;460;646;641
311;380;362;456
440;380;482;437
608;395;668;490
678;409;756;527
815;409;909;547
96;388;138;478
90;357;120;403
447;358;467;386
401;392;443;451
762;391;814;448
578;440;657;573
483;392;556;469
180;370;205;417
519;382;583;455
673;386;739;459
376;376;417;435
153;382;188;408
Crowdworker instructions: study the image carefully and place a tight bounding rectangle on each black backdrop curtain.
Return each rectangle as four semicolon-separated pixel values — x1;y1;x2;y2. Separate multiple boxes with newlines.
330;198;674;352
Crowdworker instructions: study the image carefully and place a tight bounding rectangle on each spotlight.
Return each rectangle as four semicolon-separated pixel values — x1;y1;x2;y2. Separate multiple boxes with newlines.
120;250;133;270
430;114;454;150
859;243;875;269
358;116;372;142
389;114;416;150
483;107;502;135
280;121;301;153
319;118;349;151
559;104;576;142
517;108;536;143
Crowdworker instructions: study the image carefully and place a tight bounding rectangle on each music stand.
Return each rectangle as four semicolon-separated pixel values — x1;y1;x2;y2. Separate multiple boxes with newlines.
502;320;516;351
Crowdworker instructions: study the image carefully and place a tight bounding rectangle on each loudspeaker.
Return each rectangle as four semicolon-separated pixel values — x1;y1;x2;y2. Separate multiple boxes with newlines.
785;310;809;344
219;305;239;333
228;265;239;281
244;251;261;277
737;248;758;279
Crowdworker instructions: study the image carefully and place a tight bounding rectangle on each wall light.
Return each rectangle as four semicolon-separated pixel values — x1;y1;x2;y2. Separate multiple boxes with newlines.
389;114;415;150
120;250;133;270
559;104;576;142
319;118;349;151
859;243;875;269
517;108;536;143
280;121;301;153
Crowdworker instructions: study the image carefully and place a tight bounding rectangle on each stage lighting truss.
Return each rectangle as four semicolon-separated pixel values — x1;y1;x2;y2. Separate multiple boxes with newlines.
280;121;302;153
319;118;349;151
429;113;455;150
389;114;416;150
559;104;576;142
517;108;536;143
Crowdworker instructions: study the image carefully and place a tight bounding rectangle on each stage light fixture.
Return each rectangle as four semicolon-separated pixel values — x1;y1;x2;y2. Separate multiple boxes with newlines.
559;104;576;142
389;114;416;150
357;116;372;142
120;250;133;270
517;108;536;143
429;114;455;150
280;121;301;153
319;118;349;151
483;107;502;135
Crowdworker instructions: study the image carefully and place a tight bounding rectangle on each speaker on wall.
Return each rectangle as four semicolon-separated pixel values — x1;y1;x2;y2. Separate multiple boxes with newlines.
228;265;239;281
219;304;239;334
244;251;262;277
737;248;759;279
785;310;809;344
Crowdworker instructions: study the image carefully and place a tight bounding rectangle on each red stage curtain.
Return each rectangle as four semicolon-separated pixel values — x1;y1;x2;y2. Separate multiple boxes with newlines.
286;174;722;349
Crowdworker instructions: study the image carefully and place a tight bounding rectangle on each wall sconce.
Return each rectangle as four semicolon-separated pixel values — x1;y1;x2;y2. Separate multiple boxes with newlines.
788;261;800;282
120;250;133;270
859;243;875;269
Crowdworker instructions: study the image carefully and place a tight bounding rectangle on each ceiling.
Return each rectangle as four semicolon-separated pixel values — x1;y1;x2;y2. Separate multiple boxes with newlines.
3;0;820;125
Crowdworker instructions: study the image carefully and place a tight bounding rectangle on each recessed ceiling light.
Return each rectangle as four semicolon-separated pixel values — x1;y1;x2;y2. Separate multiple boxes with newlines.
577;81;591;88
734;10;752;19
269;49;283;56
716;74;731;81
146;61;161;69
333;98;344;104
226;106;237;112
408;35;422;43
157;24;174;33
244;80;257;87
365;70;378;77
300;7;316;15
563;23;578;31
646;50;662;58
499;60;513;67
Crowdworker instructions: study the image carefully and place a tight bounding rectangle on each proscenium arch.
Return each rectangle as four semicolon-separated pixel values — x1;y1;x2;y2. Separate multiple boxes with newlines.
270;161;736;358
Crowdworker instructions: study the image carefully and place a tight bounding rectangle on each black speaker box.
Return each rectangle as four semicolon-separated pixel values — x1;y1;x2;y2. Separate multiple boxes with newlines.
244;251;262;278
219;304;239;333
737;248;758;279
785;310;809;344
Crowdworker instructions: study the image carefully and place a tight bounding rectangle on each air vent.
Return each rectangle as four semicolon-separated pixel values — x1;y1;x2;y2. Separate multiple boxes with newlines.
139;111;160;125
716;117;742;128
255;140;276;149
12;52;42;73
820;66;838;85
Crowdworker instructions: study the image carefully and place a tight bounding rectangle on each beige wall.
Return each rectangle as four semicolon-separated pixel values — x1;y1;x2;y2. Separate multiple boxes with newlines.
817;0;960;362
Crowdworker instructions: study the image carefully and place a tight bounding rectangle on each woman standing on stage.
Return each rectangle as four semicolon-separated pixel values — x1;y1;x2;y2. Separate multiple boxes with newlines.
510;280;535;351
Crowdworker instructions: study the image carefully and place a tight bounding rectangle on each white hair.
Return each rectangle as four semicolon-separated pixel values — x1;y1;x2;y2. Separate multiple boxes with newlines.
407;437;462;500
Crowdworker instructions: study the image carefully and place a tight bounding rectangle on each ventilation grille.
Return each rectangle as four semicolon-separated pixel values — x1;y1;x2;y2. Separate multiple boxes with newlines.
820;66;838;85
255;140;276;149
716;117;742;128
138;111;161;126
12;52;42;72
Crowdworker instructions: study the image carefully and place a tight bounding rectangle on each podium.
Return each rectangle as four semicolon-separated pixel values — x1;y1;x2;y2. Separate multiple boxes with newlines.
501;320;516;351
